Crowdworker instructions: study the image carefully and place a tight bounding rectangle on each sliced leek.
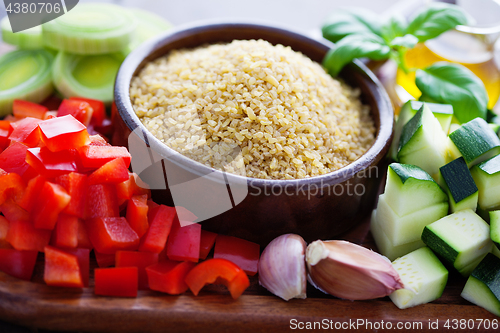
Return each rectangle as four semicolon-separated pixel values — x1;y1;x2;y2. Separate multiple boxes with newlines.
0;49;54;116
124;8;172;54
1;17;44;49
52;51;124;104
42;3;136;54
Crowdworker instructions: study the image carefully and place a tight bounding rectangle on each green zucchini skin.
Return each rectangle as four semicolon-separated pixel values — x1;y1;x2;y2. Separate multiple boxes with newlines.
471;155;500;211
439;157;478;212
490;211;500;251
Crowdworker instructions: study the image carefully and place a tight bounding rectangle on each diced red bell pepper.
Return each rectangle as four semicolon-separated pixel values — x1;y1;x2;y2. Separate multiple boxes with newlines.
63;248;90;287
146;260;196;295
0;249;38;280
40;95;63;111
54;172;87;218
8;117;42;146
138;205;176;253
126;194;149;238
175;206;198;225
13;100;48;119
0;216;10;249
85;184;119;219
115;251;158;290
17;175;46;212
51;214;79;248
57;99;94;127
87;158;129;185
91;118;113;138
0;142;36;179
70;97;105;127
26;147;79;178
0;172;25;206
199;230;217;260
184;258;250;299
94;251;115;268
147;199;159;211
94;267;138;297
116;173;151;205
0;128;10;150
3;200;51;252
44;246;84;288
0;120;11;131
78;145;131;169
166;218;201;262
43;111;58;120
31;182;70;230
77;219;92;249
85;217;139;254
213;235;260;276
88;134;110;147
39;115;90;152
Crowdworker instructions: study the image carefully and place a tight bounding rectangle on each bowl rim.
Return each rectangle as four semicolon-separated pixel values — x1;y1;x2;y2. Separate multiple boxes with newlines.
114;20;393;188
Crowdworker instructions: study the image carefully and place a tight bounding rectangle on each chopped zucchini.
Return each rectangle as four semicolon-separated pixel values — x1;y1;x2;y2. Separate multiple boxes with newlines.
461;253;500;317
398;104;449;179
490;210;500;251
448;118;500;167
389;247;448;309
422;209;493;276
471;154;500;211
438;157;478;213
384;163;448;217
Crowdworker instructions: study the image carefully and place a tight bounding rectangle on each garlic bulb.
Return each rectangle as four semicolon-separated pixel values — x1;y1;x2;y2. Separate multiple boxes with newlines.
306;240;404;300
258;234;307;301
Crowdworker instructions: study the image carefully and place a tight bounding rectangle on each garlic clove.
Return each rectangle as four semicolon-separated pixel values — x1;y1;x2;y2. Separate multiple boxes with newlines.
258;233;307;301
306;240;404;300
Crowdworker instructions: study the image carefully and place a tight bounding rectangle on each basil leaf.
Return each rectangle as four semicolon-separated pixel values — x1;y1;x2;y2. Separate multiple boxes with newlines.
381;15;407;43
390;34;418;49
322;34;391;77
415;62;488;123
322;8;382;43
407;3;469;42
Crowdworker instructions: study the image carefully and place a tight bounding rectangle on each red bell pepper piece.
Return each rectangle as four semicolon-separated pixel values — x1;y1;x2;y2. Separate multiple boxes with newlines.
13;100;48;119
78;145;131;169
76;219;92;249
199;230;217;260
147;199;159;211
44;246;84;288
0;142;35;179
146;260;196;295
166;218;201;262
126;194;149;238
8;117;42;146
115;251;158;290
0;249;38;280
94;251;115;268
85;184;119;219
31;182;71;230
17;175;46;212
70;97;105;127
54;172;87;218
57;99;94;127
40;95;62;111
26;147;79;178
213;235;260;276
0;128;10;150
85;217;140;254
94;267;138;297
184;258;250;299
3;200;51;252
51;214;79;248
0;172;25;206
116;173;151;205
0;120;11;131
175;206;198;224
0;216;10;249
87;158;129;185
88;134;110;147
43;111;58;120
139;205;176;253
39;115;90;152
63;248;90;287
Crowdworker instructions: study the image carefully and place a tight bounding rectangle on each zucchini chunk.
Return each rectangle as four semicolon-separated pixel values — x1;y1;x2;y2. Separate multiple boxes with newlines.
461;253;500;317
390;247;448;309
439;157;478;213
422;209;493;277
471;154;500;211
489;210;500;251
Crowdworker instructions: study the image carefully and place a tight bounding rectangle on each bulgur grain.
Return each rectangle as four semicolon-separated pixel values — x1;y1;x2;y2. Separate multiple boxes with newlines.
130;39;375;179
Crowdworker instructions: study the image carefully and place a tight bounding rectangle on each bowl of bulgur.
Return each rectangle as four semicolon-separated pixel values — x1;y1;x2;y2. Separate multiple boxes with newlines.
113;21;393;246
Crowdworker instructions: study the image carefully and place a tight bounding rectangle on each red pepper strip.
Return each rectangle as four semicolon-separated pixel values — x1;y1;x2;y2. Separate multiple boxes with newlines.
213;235;260;276
85;184;120;219
31;182;71;230
0;172;25;206
115;251;158;290
17;175;46;212
146;260;196;295
94;267;138;297
126;194;149;238
184;258;250;299
70;97;105;127
44;246;84;288
85;217;140;254
78;145;131;169
94;251;115;268
0;249;38;280
51;214;79;248
54;172;88;219
26;147;79;178
87;157;129;185
0;216;10;249
139;205;176;253
199;230;217;260
57;99;94;127
166;218;201;263
13;100;48;119
8;117;42;147
39;115;90;152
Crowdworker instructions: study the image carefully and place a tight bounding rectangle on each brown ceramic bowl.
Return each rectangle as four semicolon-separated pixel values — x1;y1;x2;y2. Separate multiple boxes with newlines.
113;21;393;247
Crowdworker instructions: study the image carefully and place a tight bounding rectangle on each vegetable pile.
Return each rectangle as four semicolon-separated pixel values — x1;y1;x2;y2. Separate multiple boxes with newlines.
0;98;260;299
0;3;171;115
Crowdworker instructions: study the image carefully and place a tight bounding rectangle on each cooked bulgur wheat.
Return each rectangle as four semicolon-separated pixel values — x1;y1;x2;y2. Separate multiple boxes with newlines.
130;39;375;179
